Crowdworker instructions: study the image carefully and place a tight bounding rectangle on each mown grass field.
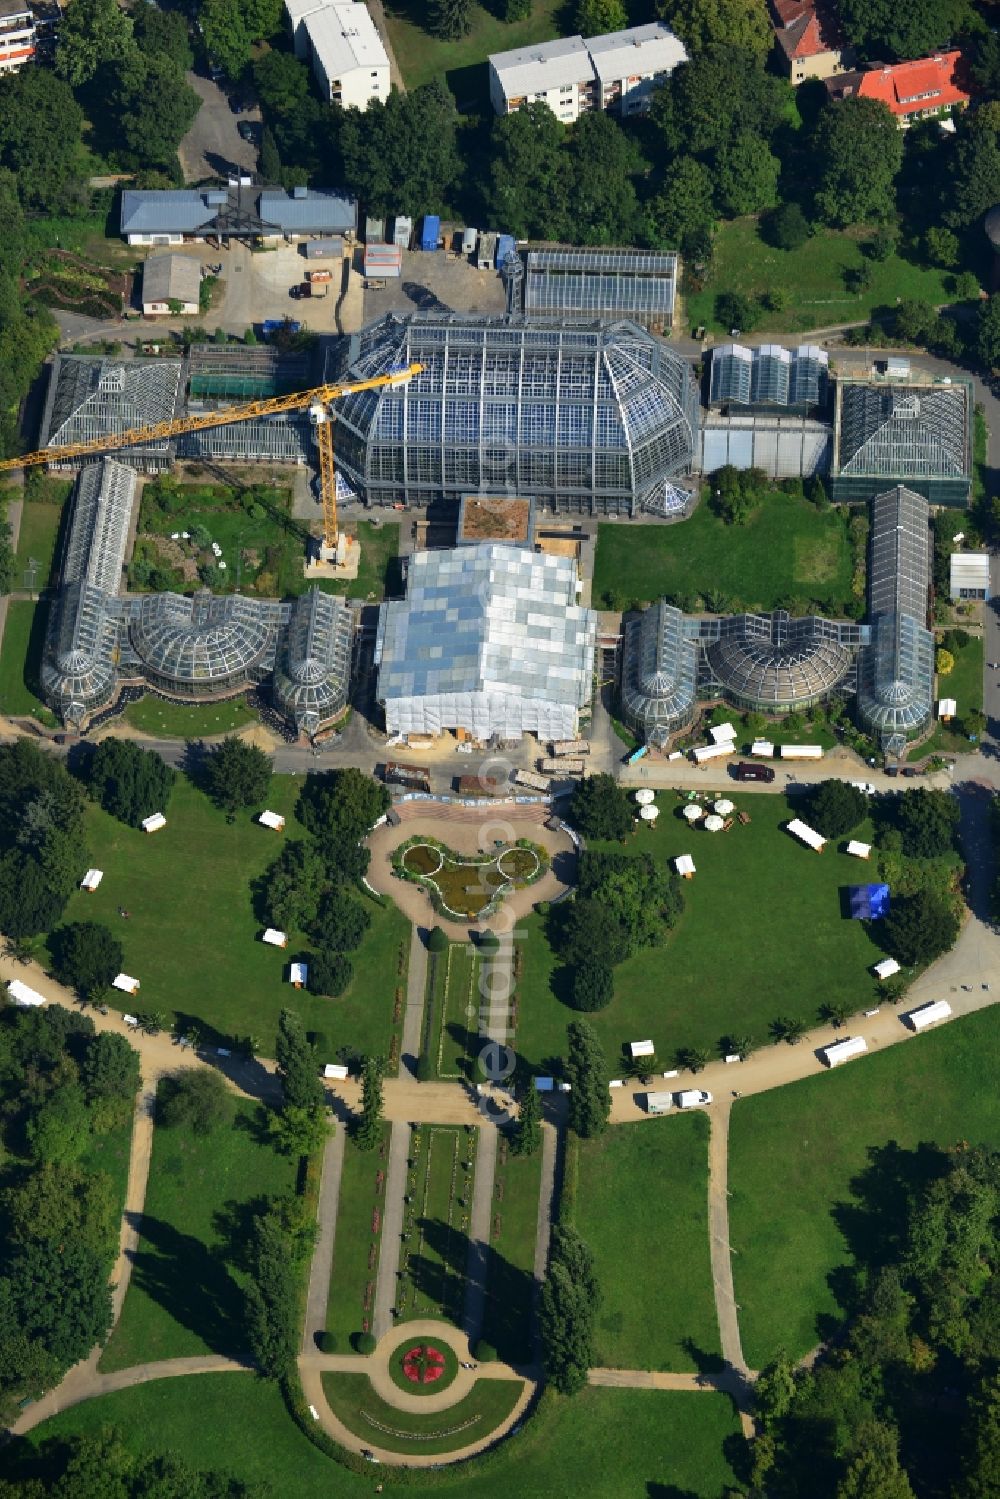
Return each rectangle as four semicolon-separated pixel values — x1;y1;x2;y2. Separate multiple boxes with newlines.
321;1372;523;1456
384;0;563;96
122;697;261;737
593;492;854;614
7;1376;742;1497
730;1006;1000;1369
481;1134;544;1366
399;1124;478;1326
53;773;409;1057
920;635;984;757
515;794;885;1072
14;501;65;591
686;217;954;335
324;520;401;602
575;1117;720;1372
0;599;56;723
100;1092;295;1370
326;1125;388;1349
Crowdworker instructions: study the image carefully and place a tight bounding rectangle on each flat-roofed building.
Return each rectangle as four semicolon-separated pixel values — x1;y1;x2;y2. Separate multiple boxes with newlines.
287;0;389;109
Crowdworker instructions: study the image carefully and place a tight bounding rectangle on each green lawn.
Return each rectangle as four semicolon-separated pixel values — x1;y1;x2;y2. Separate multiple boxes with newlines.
686;217;954;335
321;1372;523;1456
138;481;305;596
481;1134;543;1365
7;1377;742;1497
0;599;56;723
593;493;854;614
704;702;840;753
399;1124;477;1325
575;1118;719;1372
384;0;562;97
920;635;984;757
14;501;65;591
326;1126;388;1348
122;696;261;738
730;1006;1000;1370
100;1092;295;1371
516;794;885;1071
429;942;480;1080
324;520;401;602
53;774;409;1056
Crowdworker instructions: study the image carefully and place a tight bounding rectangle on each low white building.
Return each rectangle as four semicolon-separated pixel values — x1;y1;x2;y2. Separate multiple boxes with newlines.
949;550;990;601
489;23;685;121
285;0;389;109
142;254;201;316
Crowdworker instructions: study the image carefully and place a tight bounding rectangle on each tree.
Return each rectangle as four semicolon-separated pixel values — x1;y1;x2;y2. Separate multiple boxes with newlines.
259;124;281;183
311;891;370;954
820;999;853;1028
427;925;449;954
714;132;780;217
567;773;633;840
813;98;903;227
560;899;632;971
488;103;568;241
771;1015;807;1044
945;103;1000;231
275;1008;323;1112
539;1224;599;1394
925;226;960;268
0;69;85;215
79;1032;139;1126
200;0;251;78
307;950;352;997
109;53;200;171
55;0;134;87
27;1083;90;1165
677;1045;710;1073
265;839;327;933
805;780;868;838
754;1347;796;1425
204;736;272;814
159;1069;230;1132
763;202;810;250
883;891;960;966
648;155;716;257
502;0;530;15
714;290;759;334
835;1420;916;1499
564;111;645;245
429;0;471;39
936;647;955;676
961;1377;1000;1499
892;788;960;859
654;46;789;158
267;1102;330;1157
727;1033;755;1060
354;1054;384;1151
657;0;772;63
977;294;1000;369
511;1078;541;1156
133;1;194;71
571;963;614;1012
50;922;123;1001
566;1019;610;1138
86;739;175;829
838;0;973;63
296;767;389;846
244;1196;306;1378
576;0;627;33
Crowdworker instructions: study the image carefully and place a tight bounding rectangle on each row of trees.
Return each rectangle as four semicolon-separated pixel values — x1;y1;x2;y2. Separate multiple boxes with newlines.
0;740;90;938
85;738;176;830
752;1141;1000;1497
0;1003;140;1421
1;1426;269;1498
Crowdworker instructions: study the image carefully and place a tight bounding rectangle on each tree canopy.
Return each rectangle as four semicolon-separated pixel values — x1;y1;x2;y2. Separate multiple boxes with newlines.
540;1224;600;1394
812;98;903;227
566;1019;610;1138
657;0;772;63
887;788;960;860
838;0;975;64
805;780;868;838
50;920;124;1001
203;736;273;814
336;79;461;218
882;890;960;966
566;773;634;841
86;739;175;830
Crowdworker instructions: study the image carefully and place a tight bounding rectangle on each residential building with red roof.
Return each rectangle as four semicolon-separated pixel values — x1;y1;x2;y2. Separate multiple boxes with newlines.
770;0;853;85
825;50;972;127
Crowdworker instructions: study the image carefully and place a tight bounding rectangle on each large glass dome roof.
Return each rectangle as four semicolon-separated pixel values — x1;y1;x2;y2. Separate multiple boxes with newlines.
131;592;272;684
333;312;700;514
708;614;853;708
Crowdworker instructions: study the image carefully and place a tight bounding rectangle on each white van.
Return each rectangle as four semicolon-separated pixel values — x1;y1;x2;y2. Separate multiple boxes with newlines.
677;1089;712;1109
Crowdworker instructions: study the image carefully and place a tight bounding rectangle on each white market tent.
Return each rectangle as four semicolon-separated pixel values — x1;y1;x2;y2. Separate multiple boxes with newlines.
674;854;696;878
8;978;45;1007
786;818;825;851
703;814;725;832
713;799;734;816
640;804;659;822
259;810;286;831
692;743;734;763
263;928;288;948
289;961;308;987
938;697;957;719
751;739;774;757
780;744;824;760
646;1091;673;1114
821;1035;868;1068
112;973;140;995
905;999;952;1032
634;788;655;806
323;1063;349;1080
710;722;737;745
873;958;901;981
142;813;167;833
846;840;871;859
682;803;704;823
80;868;104;892
629;1039;655;1058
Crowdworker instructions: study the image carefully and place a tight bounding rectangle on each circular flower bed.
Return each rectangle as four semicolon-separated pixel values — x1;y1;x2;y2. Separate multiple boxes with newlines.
388;1336;459;1397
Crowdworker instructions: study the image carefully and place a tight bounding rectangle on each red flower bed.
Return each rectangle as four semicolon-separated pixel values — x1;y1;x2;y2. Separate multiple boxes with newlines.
401;1343;447;1385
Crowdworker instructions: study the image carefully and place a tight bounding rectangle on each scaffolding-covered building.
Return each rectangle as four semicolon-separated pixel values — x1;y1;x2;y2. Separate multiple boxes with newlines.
830;377;972;505
856;484;933;747
620;599;699;744
333;312;700;516
523;248;678;330
39;355;184;472
375;543;596;740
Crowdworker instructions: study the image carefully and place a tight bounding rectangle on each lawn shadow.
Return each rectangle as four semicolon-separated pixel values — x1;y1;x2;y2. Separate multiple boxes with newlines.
405;1213;536;1365
211;1192;273;1276
679;1336;725;1378
126;1213;246;1357
445;1019;480;1084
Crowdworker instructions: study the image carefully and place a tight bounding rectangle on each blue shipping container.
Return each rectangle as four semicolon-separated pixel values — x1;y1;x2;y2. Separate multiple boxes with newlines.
261;319;301;338
420;215;441;251
496;233;515;269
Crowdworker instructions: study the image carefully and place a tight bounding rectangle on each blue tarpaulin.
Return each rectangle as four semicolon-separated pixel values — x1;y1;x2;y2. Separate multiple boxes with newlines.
848;883;890;920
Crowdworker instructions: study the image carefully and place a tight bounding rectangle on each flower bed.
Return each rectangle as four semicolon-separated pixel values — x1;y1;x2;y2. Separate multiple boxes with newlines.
394;836;548;920
388;1335;459;1396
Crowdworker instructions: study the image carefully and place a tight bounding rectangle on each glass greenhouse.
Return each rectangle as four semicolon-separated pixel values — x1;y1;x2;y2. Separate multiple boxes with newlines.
709;344;829;410
704;612;856;712
857;486;934;741
523;249;678;329
620;601;698;743
375;543;596;740
334;313;700;516
129;591;282;696
831;379;971;505
39;356;184;472
272;588;355;732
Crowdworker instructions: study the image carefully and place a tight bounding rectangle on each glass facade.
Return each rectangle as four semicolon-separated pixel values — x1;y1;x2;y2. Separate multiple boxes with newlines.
523;249;678;328
856;485;934;741
620;601;698;743
335;313;700;516
832;379;971;505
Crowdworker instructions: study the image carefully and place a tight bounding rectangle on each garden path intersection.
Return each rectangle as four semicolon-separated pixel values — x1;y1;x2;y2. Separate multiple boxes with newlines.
4;756;1000;1466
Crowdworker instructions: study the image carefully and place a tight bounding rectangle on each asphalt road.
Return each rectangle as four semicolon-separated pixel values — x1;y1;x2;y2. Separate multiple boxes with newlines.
177;72;258;185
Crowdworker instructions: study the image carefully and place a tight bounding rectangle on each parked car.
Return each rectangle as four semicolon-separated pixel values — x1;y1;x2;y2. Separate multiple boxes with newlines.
731;761;775;783
237;121;257;142
902;767;920;778
289;284;304;300
677;1089;713;1109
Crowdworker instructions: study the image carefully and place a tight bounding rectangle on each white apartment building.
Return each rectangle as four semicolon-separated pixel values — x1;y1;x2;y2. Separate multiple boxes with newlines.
0;0;36;74
284;0;389;110
488;22;686;121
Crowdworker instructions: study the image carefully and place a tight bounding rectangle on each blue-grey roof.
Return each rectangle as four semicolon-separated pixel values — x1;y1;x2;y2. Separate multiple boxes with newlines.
120;191;213;236
120;187;357;237
258;190;356;234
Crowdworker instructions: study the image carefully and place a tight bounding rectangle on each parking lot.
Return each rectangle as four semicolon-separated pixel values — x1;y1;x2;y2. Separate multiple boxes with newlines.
362;248;507;324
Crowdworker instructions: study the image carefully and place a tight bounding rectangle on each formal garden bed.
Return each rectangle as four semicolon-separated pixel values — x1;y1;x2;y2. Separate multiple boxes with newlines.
388;1339;459;1396
394;836;547;920
326;1125;389;1350
397;1125;477;1326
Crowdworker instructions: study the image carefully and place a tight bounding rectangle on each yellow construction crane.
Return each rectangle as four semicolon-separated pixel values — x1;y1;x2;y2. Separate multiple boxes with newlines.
0;361;424;558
